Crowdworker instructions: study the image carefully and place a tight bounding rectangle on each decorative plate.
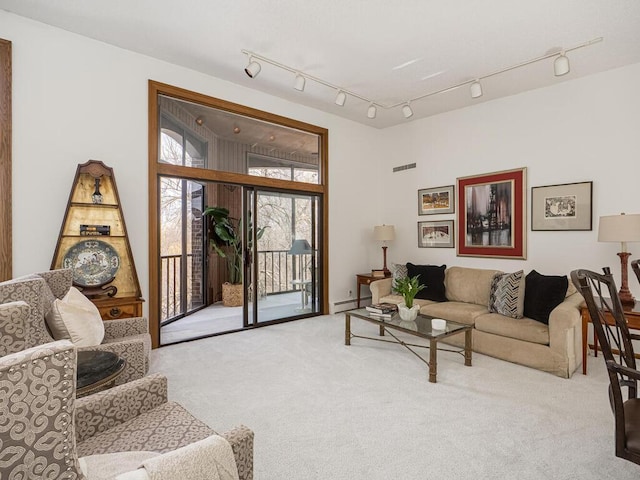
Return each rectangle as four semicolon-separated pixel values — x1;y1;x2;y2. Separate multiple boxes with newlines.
63;240;120;287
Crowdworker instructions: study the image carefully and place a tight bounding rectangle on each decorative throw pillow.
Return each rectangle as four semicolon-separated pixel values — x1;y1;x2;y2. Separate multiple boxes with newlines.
523;270;569;324
406;263;447;302
45;287;105;347
488;270;525;319
391;263;408;282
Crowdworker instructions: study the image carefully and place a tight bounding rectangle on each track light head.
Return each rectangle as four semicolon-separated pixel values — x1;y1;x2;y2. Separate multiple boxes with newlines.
335;90;347;106
554;53;570;76
367;104;377;119
470;80;483;99
245;57;261;78
402;103;413;119
294;73;306;91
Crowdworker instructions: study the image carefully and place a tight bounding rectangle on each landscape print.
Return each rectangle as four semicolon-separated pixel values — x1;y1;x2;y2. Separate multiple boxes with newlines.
418;185;455;215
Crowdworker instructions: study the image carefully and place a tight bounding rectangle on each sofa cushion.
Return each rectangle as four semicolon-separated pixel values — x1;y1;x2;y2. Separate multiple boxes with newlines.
406;263;447;302
391;263;407;282
379;294;434;309
488;270;525;319
523;270;568;325
421;301;488;326
444;266;503;306
475;313;550;345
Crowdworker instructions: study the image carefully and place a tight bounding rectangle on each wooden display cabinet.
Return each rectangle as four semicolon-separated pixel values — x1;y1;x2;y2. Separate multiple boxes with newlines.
51;160;144;319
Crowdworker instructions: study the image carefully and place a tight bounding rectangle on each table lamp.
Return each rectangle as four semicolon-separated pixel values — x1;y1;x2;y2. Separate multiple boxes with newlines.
373;224;395;277
598;213;640;307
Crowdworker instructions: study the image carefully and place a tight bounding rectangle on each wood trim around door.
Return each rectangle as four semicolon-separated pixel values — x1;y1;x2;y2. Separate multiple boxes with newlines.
0;39;12;281
148;80;330;348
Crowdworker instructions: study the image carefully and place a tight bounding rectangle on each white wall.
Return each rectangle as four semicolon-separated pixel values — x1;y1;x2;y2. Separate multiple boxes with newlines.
378;61;640;298
1;11;382;313
5;9;640;316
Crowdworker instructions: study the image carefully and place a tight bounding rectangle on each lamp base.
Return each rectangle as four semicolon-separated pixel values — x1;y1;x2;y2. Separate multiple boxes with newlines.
619;290;636;309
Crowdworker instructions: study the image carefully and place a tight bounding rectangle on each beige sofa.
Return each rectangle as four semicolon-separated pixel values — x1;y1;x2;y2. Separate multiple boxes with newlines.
370;266;583;378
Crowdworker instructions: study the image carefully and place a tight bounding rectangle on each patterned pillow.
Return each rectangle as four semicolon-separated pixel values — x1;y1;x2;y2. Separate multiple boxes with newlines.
391;263;408;282
489;270;525;319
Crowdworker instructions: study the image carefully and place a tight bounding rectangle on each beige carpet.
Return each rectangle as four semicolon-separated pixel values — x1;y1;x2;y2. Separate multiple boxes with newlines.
151;314;639;479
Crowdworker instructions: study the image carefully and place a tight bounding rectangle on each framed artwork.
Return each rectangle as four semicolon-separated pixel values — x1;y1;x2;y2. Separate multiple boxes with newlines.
418;185;455;215
457;167;527;259
418;220;454;248
531;181;592;231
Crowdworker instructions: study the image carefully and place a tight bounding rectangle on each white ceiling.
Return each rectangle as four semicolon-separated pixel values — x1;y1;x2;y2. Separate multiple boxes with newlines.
2;0;640;128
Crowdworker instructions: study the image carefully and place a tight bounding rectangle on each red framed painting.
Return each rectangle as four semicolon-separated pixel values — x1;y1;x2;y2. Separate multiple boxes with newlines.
456;167;527;259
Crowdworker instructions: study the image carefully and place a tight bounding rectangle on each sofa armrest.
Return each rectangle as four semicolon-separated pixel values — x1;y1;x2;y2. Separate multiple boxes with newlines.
370;278;393;304
103;316;149;339
0;300;31;356
75;373;168;443
548;293;583;353
220;425;254;480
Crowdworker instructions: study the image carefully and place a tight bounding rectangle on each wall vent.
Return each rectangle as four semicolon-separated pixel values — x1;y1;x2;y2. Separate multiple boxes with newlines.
392;163;416;173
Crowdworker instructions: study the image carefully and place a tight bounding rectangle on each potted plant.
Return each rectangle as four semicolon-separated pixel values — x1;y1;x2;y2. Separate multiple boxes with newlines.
392;275;425;321
203;206;267;306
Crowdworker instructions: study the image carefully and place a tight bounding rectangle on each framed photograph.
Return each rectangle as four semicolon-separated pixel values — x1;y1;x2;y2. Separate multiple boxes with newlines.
531;181;592;231
418;185;455;215
418;220;454;248
457;167;527;259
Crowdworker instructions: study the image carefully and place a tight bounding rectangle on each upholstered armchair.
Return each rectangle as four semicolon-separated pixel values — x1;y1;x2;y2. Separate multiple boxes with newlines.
0;269;150;385
0;340;254;479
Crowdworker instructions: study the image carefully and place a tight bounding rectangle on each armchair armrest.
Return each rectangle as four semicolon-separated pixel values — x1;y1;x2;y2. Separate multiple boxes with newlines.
607;360;640;382
370;278;393;304
103;316;149;340
0;300;31;355
75;373;168;443
220;425;254;480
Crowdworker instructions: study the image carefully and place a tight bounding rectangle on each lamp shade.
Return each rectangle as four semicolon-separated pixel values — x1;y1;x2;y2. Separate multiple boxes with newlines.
373;225;395;242
598;214;640;244
288;239;312;255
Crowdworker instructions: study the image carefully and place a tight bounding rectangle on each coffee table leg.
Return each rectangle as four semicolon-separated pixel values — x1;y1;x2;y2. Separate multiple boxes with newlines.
429;338;437;383
345;314;351;346
464;329;472;366
379;325;385;336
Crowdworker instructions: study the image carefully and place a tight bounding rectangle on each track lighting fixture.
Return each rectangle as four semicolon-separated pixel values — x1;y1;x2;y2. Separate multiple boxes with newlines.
367;103;377;119
244;56;261;78
470;80;483;99
241;37;600;120
294;73;306;91
554;52;570;76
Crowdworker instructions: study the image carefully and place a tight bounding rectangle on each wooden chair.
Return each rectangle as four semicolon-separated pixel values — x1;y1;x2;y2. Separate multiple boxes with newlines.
571;268;640;465
631;259;640;287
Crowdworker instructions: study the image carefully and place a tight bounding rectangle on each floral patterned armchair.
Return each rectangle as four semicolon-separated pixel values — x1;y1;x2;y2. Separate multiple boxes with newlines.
0;340;254;479
0;269;149;385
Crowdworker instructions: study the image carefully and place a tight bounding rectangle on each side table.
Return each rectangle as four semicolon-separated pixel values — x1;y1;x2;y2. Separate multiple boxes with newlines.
581;301;640;374
355;273;389;308
76;350;126;397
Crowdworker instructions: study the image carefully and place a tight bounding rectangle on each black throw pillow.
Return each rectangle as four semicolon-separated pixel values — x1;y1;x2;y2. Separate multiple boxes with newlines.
406;263;447;302
523;270;568;324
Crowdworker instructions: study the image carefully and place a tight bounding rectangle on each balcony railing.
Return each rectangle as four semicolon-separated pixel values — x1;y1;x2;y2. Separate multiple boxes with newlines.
160;249;313;323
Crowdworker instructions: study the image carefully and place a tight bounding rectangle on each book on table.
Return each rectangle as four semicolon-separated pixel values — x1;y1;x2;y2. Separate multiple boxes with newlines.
368;311;394;318
366;302;398;314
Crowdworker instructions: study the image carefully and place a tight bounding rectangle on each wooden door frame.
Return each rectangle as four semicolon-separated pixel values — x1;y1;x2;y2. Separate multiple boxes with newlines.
148;80;329;348
0;39;11;281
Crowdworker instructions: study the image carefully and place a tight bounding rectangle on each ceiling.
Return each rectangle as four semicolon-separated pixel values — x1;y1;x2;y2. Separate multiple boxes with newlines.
1;0;640;128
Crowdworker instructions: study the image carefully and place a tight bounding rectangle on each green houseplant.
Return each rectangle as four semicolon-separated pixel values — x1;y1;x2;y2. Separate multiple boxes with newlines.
203;206;266;306
392;275;425;321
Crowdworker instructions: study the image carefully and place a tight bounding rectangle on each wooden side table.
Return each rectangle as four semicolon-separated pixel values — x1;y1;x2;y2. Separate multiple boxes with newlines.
581;301;640;374
91;296;144;320
356;273;388;307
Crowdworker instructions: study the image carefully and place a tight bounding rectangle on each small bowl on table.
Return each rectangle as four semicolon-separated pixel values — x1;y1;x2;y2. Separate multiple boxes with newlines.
431;318;446;331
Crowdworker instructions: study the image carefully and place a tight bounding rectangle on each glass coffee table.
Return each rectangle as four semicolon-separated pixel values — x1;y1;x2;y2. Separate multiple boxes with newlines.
344;308;472;383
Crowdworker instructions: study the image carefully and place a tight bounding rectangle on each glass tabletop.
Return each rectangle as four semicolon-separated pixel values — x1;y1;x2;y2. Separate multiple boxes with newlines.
346;308;469;339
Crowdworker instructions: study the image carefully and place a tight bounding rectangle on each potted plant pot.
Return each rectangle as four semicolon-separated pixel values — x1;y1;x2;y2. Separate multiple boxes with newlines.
398;304;420;321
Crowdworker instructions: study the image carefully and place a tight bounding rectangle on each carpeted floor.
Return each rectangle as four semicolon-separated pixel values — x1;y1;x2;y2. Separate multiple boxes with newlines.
151;314;639;479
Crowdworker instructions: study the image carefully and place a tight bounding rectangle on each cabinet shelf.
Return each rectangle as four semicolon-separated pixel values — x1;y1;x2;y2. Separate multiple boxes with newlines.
51;160;143;320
